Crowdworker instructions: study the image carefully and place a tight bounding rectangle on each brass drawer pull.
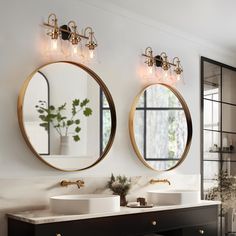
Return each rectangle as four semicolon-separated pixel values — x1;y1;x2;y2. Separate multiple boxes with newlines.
56;234;62;236
199;229;205;234
152;220;157;226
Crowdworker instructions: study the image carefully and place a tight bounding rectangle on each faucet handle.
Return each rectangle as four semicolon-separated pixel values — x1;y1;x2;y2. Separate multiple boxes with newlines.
76;180;85;188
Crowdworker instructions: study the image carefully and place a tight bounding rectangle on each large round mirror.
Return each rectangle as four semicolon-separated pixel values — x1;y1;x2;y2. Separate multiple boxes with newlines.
129;83;192;171
18;61;116;171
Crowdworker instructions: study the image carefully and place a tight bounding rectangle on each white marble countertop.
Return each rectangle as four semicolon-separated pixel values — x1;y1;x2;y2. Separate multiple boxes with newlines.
7;200;220;225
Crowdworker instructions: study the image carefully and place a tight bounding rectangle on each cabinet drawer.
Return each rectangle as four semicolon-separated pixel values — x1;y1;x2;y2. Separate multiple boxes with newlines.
182;223;218;236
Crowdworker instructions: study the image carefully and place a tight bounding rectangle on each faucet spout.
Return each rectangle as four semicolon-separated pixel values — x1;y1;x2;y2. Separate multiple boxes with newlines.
60;179;85;188
149;178;171;185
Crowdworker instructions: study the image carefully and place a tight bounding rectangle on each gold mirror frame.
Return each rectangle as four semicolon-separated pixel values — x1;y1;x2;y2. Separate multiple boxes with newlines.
129;83;192;171
17;61;117;171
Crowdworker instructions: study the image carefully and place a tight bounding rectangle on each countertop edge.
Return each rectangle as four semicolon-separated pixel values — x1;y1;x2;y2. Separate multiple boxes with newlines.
7;200;221;225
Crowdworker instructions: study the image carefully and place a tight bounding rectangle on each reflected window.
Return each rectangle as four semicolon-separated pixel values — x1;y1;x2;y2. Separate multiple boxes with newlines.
100;89;111;154
136;88;186;170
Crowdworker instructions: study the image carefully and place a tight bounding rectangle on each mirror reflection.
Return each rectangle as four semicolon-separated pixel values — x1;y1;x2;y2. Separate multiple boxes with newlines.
19;62;116;171
129;84;192;171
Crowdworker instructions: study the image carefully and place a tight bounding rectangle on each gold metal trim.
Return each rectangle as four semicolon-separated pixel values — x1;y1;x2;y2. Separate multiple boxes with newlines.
17;61;117;172
129;83;192;172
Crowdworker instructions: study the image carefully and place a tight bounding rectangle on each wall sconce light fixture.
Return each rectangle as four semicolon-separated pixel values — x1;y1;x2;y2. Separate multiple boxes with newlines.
142;47;183;84
43;13;98;62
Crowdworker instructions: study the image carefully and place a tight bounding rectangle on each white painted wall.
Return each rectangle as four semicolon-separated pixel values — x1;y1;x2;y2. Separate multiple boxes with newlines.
1;0;236;235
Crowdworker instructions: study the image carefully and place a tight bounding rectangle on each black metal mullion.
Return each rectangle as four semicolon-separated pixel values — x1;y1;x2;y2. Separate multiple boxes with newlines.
99;88;103;156
144;91;147;159
203;97;236;107
136;107;184;110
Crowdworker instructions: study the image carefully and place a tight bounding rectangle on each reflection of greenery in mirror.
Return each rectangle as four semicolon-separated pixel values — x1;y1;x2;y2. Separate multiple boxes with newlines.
36;98;92;142
129;83;192;171
18;62;116;171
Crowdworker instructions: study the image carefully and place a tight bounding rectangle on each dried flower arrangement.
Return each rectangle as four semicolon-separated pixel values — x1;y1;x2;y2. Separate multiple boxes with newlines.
107;174;131;206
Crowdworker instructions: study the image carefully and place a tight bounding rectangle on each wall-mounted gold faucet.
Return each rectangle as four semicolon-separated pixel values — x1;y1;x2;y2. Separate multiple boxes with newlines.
149;179;171;185
60;180;85;189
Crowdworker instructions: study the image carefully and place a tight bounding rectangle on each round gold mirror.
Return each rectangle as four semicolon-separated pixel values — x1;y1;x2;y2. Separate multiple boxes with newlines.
129;83;192;171
18;61;116;171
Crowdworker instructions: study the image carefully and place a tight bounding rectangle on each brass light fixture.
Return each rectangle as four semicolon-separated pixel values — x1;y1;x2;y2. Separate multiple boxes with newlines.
67;20;81;57
142;47;184;83
84;27;98;59
43;13;98;61
46;13;60;51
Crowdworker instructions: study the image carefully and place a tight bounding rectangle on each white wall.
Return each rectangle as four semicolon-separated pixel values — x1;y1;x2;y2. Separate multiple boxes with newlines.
1;0;236;235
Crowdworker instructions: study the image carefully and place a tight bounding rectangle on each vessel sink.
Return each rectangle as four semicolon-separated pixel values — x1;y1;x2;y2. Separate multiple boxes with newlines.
147;189;200;206
50;194;120;214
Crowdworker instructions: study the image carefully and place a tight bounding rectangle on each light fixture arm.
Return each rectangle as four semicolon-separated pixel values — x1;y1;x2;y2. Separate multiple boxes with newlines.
142;47;184;81
43;14;88;40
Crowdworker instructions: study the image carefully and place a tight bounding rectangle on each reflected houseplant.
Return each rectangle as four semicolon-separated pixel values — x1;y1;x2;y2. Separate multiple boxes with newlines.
206;171;236;233
36;98;92;154
107;174;131;206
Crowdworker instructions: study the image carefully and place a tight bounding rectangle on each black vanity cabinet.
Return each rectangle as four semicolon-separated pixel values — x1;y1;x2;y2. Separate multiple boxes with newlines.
8;205;218;236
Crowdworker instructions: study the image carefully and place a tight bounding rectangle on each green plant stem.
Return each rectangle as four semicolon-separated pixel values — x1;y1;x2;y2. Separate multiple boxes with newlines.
65;107;82;136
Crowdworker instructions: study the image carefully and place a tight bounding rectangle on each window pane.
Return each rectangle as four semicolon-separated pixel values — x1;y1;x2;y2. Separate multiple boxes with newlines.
222;68;236;104
102;110;111;151
203;61;221;102
134;110;144;157
204;100;220;131
146;110;187;160
146;86;182;108
222;103;236;133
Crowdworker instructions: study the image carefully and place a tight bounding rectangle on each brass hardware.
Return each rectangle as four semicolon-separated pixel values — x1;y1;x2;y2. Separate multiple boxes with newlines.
67;21;81;45
142;47;183;82
47;13;60;40
144;47;154;67
152;220;157;226
84;27;98;56
43;13;98;59
129;83;192;171
17;61;117;172
60;180;85;188
149;179;171;185
56;234;62;236
199;229;205;234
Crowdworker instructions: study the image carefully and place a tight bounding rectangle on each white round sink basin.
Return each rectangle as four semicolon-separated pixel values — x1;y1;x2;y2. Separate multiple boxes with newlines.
50;194;120;215
147;189;200;206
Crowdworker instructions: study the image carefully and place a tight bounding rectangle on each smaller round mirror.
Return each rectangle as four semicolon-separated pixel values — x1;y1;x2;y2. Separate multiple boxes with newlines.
129;83;192;171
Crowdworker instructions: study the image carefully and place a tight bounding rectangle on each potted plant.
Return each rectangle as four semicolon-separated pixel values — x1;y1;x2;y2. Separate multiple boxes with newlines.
206;171;236;234
36;98;92;154
107;174;131;206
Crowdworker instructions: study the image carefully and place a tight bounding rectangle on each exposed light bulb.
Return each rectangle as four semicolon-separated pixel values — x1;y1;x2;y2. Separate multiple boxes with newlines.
148;66;154;75
163;70;169;79
51;39;58;50
89;50;94;59
71;44;78;56
176;74;181;81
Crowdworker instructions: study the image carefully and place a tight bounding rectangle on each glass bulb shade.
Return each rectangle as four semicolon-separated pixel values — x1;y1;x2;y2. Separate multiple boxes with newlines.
148;65;154;75
163;69;170;80
89;49;95;59
176;73;182;81
83;46;99;64
50;38;60;52
45;37;63;57
142;64;156;80
51;39;58;50
69;43;83;59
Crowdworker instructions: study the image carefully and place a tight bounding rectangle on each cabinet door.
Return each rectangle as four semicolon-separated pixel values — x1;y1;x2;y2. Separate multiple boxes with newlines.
182;223;218;236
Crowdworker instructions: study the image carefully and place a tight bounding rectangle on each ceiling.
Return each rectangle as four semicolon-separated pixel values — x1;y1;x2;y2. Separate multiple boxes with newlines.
99;0;236;53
